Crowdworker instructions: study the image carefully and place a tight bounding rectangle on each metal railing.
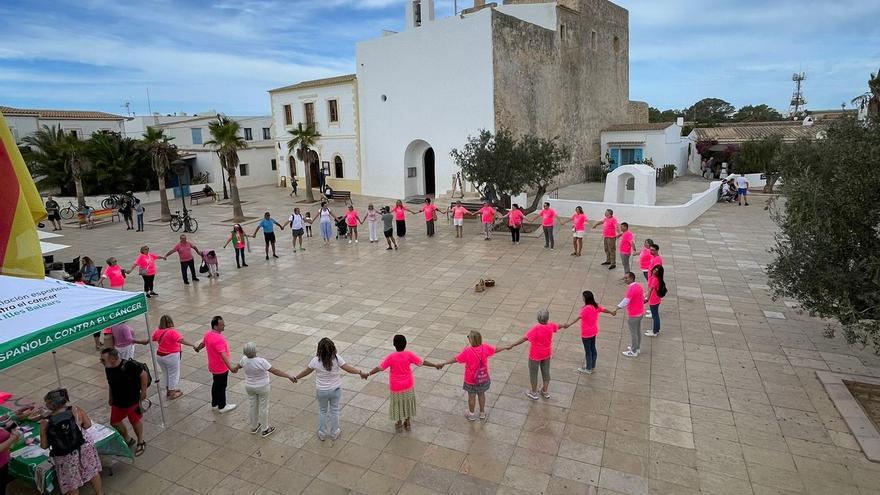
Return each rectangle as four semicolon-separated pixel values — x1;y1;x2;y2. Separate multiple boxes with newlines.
656;164;676;186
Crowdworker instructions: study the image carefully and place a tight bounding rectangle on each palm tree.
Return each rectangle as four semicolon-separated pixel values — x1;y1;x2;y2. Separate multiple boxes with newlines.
205;116;248;221
286;122;321;203
21;125;69;194
142;126;176;221
56;134;87;209
852;68;880;117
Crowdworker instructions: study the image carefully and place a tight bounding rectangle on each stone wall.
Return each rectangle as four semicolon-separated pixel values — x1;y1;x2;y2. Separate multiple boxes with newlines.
628;100;649;123
492;0;630;188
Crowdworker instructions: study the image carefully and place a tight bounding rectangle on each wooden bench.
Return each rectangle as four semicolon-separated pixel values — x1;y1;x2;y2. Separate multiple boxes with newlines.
78;208;118;228
330;190;352;205
446;201;485;220
190;190;213;205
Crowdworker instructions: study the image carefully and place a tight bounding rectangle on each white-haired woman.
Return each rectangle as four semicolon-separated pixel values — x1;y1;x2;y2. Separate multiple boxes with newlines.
502;308;571;400
239;342;295;437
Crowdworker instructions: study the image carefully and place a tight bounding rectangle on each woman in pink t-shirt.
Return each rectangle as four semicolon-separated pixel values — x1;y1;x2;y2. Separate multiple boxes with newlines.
617;222;635;277
476;202;496;240
436;331;502;421
561;206;588;256
344;205;360;244
564;291;615;374
503;309;571;400
391;200;415;238
127;245;166;298
450;201;474;238
414;198;445;238
367;334;441;431
152;314;197;400
638;238;654;281
500;204;524;244
645;265;666;337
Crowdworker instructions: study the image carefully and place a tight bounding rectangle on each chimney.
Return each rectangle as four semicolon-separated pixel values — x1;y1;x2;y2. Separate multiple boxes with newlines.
676;117;684;127
475;0;485;5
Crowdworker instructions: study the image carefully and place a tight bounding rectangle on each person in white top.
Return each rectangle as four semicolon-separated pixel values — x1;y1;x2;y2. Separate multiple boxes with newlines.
239;342;295;437
282;207;312;252
361;204;381;243
734;175;750;206
292;338;367;441
314;203;336;246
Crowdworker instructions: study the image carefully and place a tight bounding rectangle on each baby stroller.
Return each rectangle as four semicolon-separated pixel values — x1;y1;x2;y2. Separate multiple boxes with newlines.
335;216;348;239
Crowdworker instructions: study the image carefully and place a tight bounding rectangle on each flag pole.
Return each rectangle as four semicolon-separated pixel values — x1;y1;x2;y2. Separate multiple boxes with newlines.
143;313;166;427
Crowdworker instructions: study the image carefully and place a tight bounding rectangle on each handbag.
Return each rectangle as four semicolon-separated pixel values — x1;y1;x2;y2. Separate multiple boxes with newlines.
471;347;489;385
199;261;209;273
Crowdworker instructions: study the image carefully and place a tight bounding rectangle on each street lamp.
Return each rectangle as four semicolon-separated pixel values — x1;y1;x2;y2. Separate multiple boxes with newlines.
171;159;192;232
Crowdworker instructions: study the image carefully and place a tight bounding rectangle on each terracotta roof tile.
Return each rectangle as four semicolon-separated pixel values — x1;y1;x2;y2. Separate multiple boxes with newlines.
0;105;126;121
268;74;356;93
693;122;824;144
603;123;675;132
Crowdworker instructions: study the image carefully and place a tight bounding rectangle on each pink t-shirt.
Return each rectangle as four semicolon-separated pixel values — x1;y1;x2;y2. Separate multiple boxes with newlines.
478;206;495;224
203;330;230;374
452;206;468;219
647;276;661;306
539;208;556;227
579;305;604;338
619;231;634;254
0;429;9;467
171;242;195;262
507;209;524;227
134;253;159;276
103;265;125;287
602;217;618;238
111;323;135;348
228;232;246;249
455;344;496;385
525;322;559;361
153;327;182;354
571;213;587;231
624;283;645;317
392;206;407;221
638;247;652;271
345;210;359;226
379;350;422;392
421;204;438;221
649;254;663;271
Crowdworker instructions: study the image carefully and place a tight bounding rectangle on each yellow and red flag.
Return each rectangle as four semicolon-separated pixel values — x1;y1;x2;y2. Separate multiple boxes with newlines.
0;110;46;279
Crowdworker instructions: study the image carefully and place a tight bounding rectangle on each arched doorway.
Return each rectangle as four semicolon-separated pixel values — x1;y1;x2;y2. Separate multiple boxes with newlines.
403;139;435;198
616;173;635;204
306;150;320;190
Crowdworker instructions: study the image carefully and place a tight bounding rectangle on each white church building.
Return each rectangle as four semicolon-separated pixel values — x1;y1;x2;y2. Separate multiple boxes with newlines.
270;0;641;199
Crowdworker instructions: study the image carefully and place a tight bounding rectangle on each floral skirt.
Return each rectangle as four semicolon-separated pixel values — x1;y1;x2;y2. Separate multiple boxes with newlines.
52;441;101;494
389;389;417;422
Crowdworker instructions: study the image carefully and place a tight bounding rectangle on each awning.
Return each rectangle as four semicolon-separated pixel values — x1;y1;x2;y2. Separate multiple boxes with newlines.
607;141;645;147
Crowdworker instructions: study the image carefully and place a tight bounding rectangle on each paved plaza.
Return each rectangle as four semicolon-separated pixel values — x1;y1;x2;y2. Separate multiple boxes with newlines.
3;185;880;495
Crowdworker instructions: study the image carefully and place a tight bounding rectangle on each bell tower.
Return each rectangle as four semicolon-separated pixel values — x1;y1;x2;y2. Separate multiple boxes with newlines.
405;0;435;30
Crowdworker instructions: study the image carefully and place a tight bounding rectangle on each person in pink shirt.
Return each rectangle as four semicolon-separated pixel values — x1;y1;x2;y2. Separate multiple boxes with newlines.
366;334;441;431
645;265;666;337
152;314;197;400
100;257;126;289
638;238;654;280
360;204;381;243
592;209;619;269
436;331;502;421
450;201;474;238
617;222;636;276
164;234;203;285
528;202;558;249
343;205;360;244
564;291;616;374
616;272;645;357
476;201;496;240
503;309;570;400
501;204;524;244
127;245;166;298
391;200;415;238
414;198;445;237
562;206;588;256
223;224;250;268
648;243;663;271
194;316;239;413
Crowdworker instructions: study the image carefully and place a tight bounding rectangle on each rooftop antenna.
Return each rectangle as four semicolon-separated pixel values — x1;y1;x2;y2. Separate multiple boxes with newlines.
121;101;132;117
147;88;157;125
788;72;806;119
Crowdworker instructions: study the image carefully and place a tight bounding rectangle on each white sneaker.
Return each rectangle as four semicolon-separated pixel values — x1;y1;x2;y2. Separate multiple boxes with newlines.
525;391;540;400
622;350;638;358
317;430;326;441
354;240;358;244
465;412;477;421
348;240;352;244
576;367;589;373
218;403;237;413
331;428;341;440
644;331;658;337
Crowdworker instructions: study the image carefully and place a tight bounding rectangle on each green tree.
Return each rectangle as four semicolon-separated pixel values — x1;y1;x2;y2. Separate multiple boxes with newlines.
733;135;783;192
852;68;880;117
450;128;569;214
21;125;70;194
84;131;146;194
686;98;734;123
648;107;682;123
733;104;783;122
142;126;177;221
206;116;248;221
56;134;87;208
766;117;880;352
286;123;321;203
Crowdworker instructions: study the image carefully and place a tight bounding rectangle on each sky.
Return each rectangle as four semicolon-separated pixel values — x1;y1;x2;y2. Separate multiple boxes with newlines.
1;0;878;116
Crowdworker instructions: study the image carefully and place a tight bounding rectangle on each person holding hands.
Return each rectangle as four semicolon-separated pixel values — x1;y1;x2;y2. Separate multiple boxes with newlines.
194;316;239;413
435;331;500;421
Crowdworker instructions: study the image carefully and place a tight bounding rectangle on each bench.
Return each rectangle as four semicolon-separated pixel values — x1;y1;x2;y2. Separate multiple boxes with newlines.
190;190;213;205
78;208;118;228
330;190;352;205
446;201;485;220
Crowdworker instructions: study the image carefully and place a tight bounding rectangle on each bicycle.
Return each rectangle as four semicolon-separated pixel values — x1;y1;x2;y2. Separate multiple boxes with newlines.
101;193;122;209
59;200;94;219
169;210;199;233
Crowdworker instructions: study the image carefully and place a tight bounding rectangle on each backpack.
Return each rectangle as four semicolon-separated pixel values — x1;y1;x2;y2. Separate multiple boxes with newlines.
124;358;152;389
657;282;668;298
470;347;490;385
46;408;85;457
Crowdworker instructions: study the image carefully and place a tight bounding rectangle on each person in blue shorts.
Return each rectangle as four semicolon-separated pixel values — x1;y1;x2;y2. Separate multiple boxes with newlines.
253;212;284;260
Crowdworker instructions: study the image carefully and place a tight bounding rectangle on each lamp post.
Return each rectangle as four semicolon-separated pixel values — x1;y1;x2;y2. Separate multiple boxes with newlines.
171;159;191;232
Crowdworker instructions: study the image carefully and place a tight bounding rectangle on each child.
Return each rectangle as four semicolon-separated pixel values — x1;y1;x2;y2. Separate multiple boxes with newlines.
564;291;615;374
224;224;249;268
362;204;380;243
617;222;635;275
436;331;500;421
304;212;313;237
381;207;398;251
639;239;653;281
202;249;219;278
366;334;441;431
502;309;570;400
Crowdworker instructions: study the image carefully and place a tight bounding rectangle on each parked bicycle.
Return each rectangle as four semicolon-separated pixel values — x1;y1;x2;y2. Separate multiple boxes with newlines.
169;210;198;233
59;200;94;219
101;193;122;209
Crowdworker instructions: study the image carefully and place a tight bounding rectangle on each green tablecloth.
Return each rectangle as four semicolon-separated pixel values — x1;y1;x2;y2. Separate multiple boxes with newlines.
1;404;133;493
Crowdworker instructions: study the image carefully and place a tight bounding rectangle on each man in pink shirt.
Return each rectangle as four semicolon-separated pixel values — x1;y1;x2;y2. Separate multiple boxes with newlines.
416;198;445;238
617;222;635;275
593;209;619;269
616;272;645;357
533;202;558;249
194;316;239;413
477;201;496;240
649;243;663;270
164;234;203;285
